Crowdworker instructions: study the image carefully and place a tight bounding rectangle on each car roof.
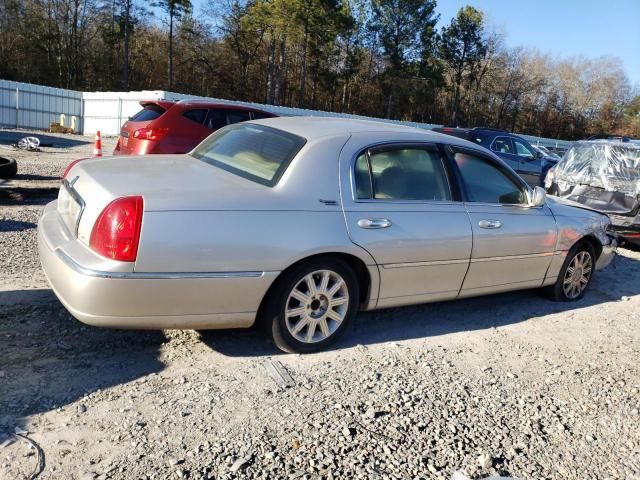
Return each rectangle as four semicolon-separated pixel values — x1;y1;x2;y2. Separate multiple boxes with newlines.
173;100;271;112
249;116;455;142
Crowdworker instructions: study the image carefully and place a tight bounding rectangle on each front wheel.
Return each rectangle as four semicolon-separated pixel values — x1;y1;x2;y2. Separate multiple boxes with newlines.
266;259;359;353
545;242;595;301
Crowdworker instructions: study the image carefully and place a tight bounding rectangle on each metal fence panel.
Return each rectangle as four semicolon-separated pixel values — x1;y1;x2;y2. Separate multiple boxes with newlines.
0;78;573;150
0;79;83;132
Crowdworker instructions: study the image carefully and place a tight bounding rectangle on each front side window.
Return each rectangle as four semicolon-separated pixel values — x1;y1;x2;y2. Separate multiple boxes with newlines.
454;152;525;204
251;111;274;120
491;137;513;154
354;147;451;201
191;124;306;186
227;109;251;124
513;139;535;159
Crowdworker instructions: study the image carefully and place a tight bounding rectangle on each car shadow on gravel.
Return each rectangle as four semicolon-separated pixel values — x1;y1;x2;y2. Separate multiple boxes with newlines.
0;186;59;206
0;219;36;232
15;173;61;181
0;289;166;438
199;251;640;357
0;131;90;148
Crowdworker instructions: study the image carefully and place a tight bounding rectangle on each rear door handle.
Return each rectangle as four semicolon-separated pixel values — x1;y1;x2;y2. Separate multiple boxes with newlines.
478;220;502;229
358;218;392;229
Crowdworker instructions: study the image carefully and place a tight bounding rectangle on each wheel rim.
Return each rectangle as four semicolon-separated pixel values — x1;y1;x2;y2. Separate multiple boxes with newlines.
284;269;349;344
562;250;593;299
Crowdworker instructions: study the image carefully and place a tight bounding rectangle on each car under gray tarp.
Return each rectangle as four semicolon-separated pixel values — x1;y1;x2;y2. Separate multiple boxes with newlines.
548;141;640;244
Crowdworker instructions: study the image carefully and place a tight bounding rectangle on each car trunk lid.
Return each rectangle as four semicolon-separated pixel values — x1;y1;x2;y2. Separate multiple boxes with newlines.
61;154;272;245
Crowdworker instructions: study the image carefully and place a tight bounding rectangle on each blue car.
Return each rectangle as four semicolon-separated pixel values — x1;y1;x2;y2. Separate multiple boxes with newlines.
433;127;549;186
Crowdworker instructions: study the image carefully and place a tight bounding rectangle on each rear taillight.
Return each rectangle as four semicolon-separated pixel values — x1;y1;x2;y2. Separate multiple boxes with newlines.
62;158;88;180
133;127;168;141
89;196;144;262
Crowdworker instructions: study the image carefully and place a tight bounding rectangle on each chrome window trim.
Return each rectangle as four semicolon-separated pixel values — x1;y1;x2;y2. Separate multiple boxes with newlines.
448;145;534;208
62;177;86;238
55;249;266;280
349;141;454;205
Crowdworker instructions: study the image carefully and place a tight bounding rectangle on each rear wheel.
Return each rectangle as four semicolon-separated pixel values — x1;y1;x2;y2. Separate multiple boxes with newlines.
545;242;595;301
266;259;359;353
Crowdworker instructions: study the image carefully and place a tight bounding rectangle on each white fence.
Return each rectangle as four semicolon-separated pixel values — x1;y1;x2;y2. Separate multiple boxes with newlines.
0;79;83;132
0;78;573;150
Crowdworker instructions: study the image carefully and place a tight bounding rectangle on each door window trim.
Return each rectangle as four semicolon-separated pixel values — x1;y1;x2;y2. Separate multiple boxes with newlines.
349;142;457;204
445;145;531;207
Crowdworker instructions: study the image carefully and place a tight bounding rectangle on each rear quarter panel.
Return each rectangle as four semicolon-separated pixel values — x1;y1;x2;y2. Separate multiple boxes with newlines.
133;134;377;274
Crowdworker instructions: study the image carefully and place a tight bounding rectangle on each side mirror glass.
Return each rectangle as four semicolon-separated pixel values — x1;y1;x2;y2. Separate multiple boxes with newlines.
527;186;546;207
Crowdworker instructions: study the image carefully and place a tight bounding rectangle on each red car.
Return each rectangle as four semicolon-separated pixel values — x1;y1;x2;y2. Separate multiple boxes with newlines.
114;100;277;155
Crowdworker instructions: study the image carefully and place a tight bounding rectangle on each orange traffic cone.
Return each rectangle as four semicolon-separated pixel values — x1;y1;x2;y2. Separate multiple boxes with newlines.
93;131;103;157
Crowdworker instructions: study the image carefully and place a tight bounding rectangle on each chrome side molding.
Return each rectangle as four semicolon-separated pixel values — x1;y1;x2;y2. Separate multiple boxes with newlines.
55;249;266;280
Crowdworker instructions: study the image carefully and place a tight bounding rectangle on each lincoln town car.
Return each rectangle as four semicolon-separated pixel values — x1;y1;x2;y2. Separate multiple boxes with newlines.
38;118;616;353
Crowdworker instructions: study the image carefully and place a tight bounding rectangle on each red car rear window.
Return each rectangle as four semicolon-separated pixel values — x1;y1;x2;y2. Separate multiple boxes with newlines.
130;105;166;122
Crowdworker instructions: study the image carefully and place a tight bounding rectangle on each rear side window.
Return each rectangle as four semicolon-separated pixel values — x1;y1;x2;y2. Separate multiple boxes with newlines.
205;109;227;130
130;105;165;122
354;147;451;201
491;137;514;154
183;109;207;125
191;124;306;187
227;109;251;124
454;152;525;204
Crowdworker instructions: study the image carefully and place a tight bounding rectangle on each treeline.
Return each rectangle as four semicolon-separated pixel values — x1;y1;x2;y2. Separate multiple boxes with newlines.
1;0;638;139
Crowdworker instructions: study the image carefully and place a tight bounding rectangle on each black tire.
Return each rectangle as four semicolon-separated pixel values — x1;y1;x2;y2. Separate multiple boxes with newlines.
544;241;595;301
266;258;359;354
0;157;17;179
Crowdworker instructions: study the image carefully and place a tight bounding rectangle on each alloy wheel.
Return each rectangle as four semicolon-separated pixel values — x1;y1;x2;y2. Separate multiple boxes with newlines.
562;250;593;299
284;269;350;343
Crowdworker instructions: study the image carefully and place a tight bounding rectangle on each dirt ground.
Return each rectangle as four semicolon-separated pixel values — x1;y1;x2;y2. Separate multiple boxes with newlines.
0;129;639;480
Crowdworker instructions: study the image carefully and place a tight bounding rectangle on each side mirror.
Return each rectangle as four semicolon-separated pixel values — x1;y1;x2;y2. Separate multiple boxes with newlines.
527;186;546;207
536;151;544;159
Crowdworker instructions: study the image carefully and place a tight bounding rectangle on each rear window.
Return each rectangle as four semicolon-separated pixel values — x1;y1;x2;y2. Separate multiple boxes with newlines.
191;124;306;187
130;105;165;122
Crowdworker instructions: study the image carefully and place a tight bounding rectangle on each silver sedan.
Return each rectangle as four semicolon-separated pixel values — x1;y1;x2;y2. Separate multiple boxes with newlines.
38;117;617;353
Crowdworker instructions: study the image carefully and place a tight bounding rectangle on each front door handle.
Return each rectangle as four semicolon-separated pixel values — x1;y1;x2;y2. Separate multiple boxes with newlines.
358;218;392;229
478;219;502;229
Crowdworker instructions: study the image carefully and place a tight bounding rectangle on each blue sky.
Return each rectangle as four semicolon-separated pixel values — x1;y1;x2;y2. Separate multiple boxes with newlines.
435;0;640;86
190;0;640;87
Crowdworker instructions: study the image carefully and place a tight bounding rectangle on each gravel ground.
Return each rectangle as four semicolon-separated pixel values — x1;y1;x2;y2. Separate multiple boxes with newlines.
0;131;639;480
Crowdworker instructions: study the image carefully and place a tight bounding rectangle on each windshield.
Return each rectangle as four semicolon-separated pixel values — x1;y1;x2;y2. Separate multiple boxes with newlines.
191;123;306;186
554;142;640;195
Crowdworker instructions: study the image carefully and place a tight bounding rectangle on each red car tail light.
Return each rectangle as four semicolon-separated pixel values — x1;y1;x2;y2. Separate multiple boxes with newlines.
133;127;169;141
90;196;144;262
62;158;88;180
